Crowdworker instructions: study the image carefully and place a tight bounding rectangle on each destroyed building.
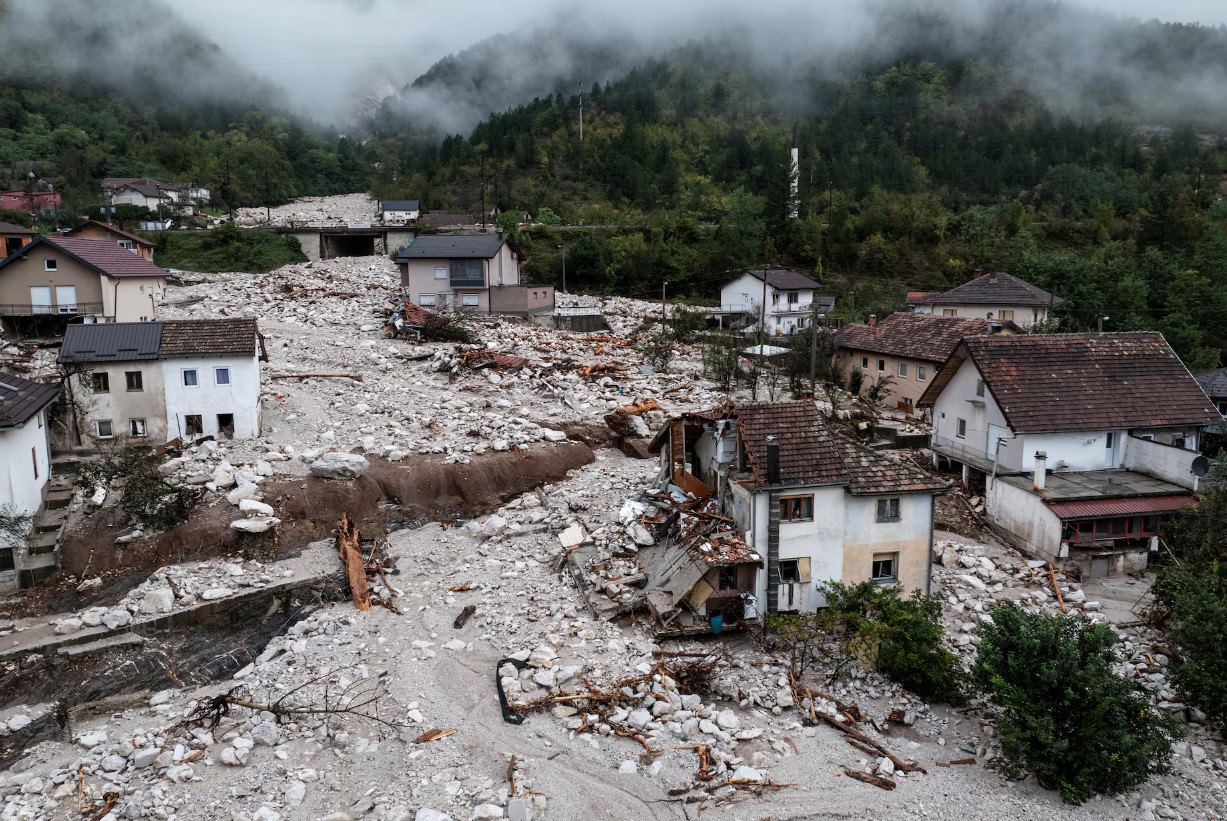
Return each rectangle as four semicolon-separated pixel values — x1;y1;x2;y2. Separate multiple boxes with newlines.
616;402;949;635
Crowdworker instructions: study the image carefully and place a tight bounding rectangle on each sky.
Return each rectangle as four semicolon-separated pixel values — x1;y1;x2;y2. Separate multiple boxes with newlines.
171;0;1227;122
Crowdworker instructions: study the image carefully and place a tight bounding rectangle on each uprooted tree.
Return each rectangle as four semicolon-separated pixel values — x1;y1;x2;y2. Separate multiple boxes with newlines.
975;602;1175;804
73;447;199;531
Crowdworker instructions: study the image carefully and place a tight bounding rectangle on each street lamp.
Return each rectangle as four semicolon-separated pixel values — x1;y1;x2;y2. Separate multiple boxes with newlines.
557;244;567;295
1096;314;1110;333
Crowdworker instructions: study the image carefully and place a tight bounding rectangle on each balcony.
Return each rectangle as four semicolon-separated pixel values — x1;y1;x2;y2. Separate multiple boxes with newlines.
0;302;103;316
930;433;997;473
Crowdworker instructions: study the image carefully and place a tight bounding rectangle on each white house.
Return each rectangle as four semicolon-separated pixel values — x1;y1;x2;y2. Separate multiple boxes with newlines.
0;373;59;590
918;333;1221;578
646;402;948;633
396;233;554;316
719;268;830;336
58;318;264;447
380;199;421;224
907;271;1063;327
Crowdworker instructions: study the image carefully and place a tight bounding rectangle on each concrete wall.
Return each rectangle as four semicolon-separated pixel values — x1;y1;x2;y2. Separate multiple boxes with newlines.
0;249;103;313
0;407;51;516
931;358;1012;465
161;355;261;441
837;350;938;410
842;493;933;595
926;301;1050;326
76;362;168;445
1014;431;1117;472
490;285;555;315
987;478;1063;562
290;232;321;262
108;277;166;323
1123;435;1200;489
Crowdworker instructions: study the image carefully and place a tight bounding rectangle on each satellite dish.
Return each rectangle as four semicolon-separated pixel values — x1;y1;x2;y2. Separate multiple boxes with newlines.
1192;455;1211;477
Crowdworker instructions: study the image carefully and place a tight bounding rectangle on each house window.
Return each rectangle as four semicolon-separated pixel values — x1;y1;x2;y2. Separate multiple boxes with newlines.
129;419;148;438
95;420;114;439
185;414;203;437
917;365;927;381
125;371;143;391
787;291;799;304
217;413;235;437
861;356;869;370
779;495;814;522
976;379;985;397
898;362;908;378
872;552;899;582
0;549;13;572
877;359;886;373
118;239;134;251
92;373;110;393
214;367;231;386
419;293;437;306
434;266;447;280
183;369;198;387
462;293;480;307
717;566;739;591
942;308;957;316
44;259;57;271
779;560;801;583
956;418;967;438
900;397;914;408
449;258;484;285
771;293;779;305
1000;309;1014;321
876;497;901;522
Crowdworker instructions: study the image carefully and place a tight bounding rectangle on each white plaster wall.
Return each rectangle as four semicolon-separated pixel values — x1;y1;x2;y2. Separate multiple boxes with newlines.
0;409;51;516
489;243;521;287
987;478;1063;562
1123;435;1200;490
1016;431;1115;472
931;358;1012;465
748;486;846;612
928;302;1050;326
162;355;261;440
842;493;933;594
77;363;167;444
112;277;166;323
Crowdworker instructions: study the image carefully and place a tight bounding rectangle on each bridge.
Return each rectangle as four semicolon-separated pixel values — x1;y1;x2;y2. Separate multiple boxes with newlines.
271;222;416;261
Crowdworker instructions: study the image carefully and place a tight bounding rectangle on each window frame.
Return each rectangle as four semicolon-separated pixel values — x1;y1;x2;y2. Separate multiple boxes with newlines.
898;361;908;378
875;497;901;523
418;293;437;307
1000;309;1014;321
975;379;986;397
861;356;869;370
877;359;886;373
871;552;899;583
433;266;447;280
95;419;114;439
956;418;967;439
461;292;480;307
182;368;199;388
125;370;143;392
917;365;927;382
128;418;148;438
214;367;231;386
43;258;57;272
92;372;110;393
942;308;957;317
779;494;814;522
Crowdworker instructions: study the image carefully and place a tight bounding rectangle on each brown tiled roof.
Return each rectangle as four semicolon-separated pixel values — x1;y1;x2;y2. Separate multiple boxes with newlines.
961;333;1221;434
906;291;937;304
834;313;999;363
0;236;166;279
735;402;948;494
0;373;58;428
910;271;1063;307
743;268;821;290
65;219;155;247
159;319;259;359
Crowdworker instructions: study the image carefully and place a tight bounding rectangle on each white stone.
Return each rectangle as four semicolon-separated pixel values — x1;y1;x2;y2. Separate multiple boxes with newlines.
231;517;281;533
715;709;739;730
731;765;763;782
250;721;282;746
252;808;282;821
309;452;370;479
201;587;233;600
54;618;83;635
103;609;133;629
618;760;638;774
131;747;160;768
142;588;176;615
6;715;32;732
239;499;275;516
557;524;586;548
470;804;504;820
416;810;453;821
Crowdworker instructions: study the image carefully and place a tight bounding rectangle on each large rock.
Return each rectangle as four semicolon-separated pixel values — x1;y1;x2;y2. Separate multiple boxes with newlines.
231;517;281;533
309;452;370;479
142;588;176;615
226;482;262;505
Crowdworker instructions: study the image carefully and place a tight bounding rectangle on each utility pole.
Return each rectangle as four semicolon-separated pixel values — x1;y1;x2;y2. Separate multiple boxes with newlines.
1096;313;1109;333
809;304;819;396
758;266;769;348
479;154;487;231
557;244;567;294
660;280;668;330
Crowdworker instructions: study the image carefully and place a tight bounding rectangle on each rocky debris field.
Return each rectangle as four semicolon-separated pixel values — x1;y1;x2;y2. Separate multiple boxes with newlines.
234;194;379;228
2;451;1225;821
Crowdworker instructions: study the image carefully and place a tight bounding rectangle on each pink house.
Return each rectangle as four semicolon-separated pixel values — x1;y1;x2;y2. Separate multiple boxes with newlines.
0;190;61;217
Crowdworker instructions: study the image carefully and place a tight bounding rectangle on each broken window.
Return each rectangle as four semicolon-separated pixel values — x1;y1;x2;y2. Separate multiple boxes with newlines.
95;419;114;439
185;414;203;437
779;495;814;522
92;372;110;393
0;548;13;571
1000;309;1014;321
129;418;147;438
125;370;143;391
217;413;235;438
956;418;967;438
779;560;801;583
875;497;901;522
872;552;899;582
717;566;739;591
787;291;799;304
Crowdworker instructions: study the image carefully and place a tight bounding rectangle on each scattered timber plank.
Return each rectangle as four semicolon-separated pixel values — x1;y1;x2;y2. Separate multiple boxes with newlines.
842;767;896;790
336;514;371;612
413;728;457;744
271;372;363;382
454;605;477;629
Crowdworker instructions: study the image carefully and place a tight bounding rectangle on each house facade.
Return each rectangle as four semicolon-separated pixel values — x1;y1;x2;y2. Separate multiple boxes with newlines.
103;178;209;216
919;333;1221;577
0;373;59;592
833;313;1013;413
65;220;156;261
59;318;263;447
0;236;167;329
1;189;60;218
719;268;826;336
0;221;34;258
396;233;554;316
380;200;421;224
908;271;1062;327
652;402;947;628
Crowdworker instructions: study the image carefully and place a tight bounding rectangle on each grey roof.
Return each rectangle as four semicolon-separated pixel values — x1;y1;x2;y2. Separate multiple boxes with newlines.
397;233;511;260
1196;367;1227;400
381;200;420;211
0;373;58;428
910;272;1064;308
742;268;821;291
58;323;162;364
0;221;34;236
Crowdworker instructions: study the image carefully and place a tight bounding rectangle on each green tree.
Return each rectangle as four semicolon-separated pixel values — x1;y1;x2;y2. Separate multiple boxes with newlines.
975;603;1174;804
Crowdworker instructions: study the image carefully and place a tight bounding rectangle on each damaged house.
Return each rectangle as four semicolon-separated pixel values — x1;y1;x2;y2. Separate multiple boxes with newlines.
635;402;948;635
918;333;1221;578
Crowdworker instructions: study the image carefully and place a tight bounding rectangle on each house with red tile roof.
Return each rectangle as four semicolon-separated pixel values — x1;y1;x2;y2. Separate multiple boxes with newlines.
648;402;948;630
918;333;1220;577
907;270;1062;327
833;312;1014;413
0;235;168;331
64;220;156;261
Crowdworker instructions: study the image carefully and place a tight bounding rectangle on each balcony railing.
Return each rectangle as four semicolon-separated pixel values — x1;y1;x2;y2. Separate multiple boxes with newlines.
0;302;103;316
930;433;998;472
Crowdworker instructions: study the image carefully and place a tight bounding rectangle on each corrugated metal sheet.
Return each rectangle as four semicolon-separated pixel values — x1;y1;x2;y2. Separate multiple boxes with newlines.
59;322;162;363
1046;494;1199;520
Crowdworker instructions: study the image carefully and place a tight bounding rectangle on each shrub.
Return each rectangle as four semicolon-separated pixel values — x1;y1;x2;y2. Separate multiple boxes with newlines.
535;207;562;225
74;448;198;532
638;330;675;370
421;311;473;343
669;307;708;343
822;581;969;704
847;367;864;396
974;603;1174;804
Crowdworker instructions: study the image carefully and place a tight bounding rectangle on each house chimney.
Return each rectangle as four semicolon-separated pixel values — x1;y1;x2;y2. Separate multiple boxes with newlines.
972;268;982;279
1032;451;1048;493
868;314;877;327
766;437;781;485
988;272;998;284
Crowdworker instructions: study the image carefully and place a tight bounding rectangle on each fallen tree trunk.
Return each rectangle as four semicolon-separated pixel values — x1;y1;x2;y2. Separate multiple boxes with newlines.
336;514;371;611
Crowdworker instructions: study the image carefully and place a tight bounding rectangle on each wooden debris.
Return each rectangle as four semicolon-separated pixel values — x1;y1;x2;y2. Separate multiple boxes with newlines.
270;372;363;382
1048;563;1067;613
413;728;457;744
842;767;896;790
454;605;477;629
87;792;120;821
336;514;371;611
948;757;977;766
447;582;474;592
507;755;518;796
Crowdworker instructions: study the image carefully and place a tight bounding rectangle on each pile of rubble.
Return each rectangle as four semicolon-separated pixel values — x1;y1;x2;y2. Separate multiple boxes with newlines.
233;194;378;228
